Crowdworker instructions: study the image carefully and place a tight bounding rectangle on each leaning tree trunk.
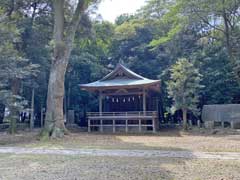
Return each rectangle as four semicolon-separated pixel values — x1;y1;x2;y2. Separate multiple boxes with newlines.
182;108;188;131
41;0;86;139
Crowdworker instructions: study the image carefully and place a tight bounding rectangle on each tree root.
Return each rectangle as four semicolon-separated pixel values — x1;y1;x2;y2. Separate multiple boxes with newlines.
40;125;69;141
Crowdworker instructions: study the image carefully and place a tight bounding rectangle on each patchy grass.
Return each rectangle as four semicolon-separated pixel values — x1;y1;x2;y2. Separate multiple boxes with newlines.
0;154;239;180
0;128;240;152
0;128;240;180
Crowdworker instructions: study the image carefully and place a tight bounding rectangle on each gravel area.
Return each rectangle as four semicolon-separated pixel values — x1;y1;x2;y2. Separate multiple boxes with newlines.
0;147;240;160
0;129;240;179
0;154;239;180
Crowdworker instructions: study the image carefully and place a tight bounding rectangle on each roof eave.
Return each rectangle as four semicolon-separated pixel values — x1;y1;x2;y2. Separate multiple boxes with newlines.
79;80;161;92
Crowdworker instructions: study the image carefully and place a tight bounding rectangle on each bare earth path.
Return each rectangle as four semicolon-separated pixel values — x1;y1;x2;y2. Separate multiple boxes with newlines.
0;147;240;160
1;131;240;180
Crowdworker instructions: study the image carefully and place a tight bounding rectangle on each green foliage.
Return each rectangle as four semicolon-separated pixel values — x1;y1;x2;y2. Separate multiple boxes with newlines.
147;0;187;47
0;1;41;132
0;0;239;128
167;58;203;114
149;24;183;46
196;45;240;104
114;19;146;40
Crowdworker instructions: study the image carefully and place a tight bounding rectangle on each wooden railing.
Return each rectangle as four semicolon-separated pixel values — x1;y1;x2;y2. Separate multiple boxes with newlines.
87;111;157;133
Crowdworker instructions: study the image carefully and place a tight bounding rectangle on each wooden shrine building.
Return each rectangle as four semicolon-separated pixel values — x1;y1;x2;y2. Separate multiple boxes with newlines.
80;64;161;133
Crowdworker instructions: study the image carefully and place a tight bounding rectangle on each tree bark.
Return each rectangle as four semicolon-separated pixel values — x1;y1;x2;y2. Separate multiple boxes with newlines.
43;58;69;138
30;88;35;130
9;78;20;134
42;0;86;139
0;103;5;124
182;108;188;131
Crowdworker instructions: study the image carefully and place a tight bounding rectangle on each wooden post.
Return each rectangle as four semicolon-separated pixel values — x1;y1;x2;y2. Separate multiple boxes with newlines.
99;92;103;132
197;120;201;128
88;119;91;132
125;119;128;133
138;119;142;132
30;88;35;130
152;118;156;133
125;112;128;133
143;88;146;114
113;119;116;133
40;108;44;127
231;121;234;129
221;121;225;128
100;119;103;132
189;119;193;127
99;92;103;114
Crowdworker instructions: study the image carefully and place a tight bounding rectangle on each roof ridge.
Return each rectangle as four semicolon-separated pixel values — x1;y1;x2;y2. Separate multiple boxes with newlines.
100;63;146;81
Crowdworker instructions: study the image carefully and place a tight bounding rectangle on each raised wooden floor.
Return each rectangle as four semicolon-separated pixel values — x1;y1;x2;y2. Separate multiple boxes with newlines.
87;111;157;133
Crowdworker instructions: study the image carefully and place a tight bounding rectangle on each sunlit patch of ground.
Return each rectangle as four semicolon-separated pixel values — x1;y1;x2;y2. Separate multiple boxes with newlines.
0;128;240;179
1;128;240;152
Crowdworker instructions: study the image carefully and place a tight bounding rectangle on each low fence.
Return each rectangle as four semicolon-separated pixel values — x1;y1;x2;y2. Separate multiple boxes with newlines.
87;111;158;133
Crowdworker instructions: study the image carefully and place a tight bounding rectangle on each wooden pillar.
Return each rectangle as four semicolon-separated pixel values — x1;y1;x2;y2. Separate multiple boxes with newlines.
231;121;234;129
125;119;128;133
197;120;201;128
30;88;35;130
152;118;156;133
189;119;193;127
99;92;103;132
138;119;142;132
100;119;103;132
221;121;225;128
125;112;128;133
88;119;91;132
143;88;146;113
99;92;103;114
40;108;44;127
113;119;116;133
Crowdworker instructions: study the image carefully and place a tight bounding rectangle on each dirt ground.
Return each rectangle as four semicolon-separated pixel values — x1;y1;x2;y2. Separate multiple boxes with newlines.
0;154;239;180
0;128;240;152
0;128;240;180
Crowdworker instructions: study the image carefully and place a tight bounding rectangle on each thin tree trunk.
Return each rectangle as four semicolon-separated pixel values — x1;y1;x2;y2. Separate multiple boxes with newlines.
30;88;35;130
9;78;20;134
0;103;5;124
182;108;188;131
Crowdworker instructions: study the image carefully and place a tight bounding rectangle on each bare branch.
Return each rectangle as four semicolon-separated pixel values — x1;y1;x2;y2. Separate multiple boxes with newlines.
53;0;64;42
192;9;226;34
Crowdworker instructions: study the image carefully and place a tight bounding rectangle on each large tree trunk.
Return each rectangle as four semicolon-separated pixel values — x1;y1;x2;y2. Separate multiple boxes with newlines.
182;108;188;131
41;0;86;139
42;55;69;138
41;0;67;139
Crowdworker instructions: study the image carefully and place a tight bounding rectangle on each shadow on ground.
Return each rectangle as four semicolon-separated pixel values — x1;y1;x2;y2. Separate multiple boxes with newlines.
3;127;239;179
